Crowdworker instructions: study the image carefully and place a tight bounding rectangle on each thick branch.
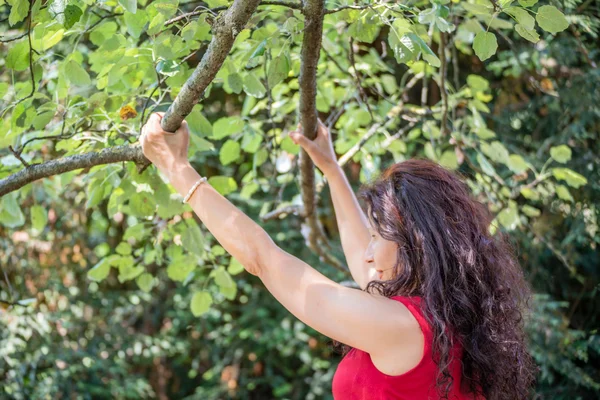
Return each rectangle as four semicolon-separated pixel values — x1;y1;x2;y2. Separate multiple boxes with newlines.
297;0;324;239
296;0;347;272
162;0;262;132
0;145;146;197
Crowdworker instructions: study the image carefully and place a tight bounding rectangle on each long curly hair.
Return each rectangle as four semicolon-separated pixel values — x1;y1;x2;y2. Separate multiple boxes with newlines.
331;159;537;399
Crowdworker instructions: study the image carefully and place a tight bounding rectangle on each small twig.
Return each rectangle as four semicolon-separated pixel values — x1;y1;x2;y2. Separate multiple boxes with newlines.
348;37;374;121
0;32;28;43
324;4;370;14
260;205;305;221
438;32;450;136
8;146;31;167
381;120;419;148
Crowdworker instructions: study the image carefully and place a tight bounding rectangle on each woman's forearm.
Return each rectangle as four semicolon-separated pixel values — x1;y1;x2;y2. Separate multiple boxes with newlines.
323;164;372;288
167;162;269;274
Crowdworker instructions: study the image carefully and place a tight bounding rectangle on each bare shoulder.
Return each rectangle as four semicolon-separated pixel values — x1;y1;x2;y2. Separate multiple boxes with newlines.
369;295;425;376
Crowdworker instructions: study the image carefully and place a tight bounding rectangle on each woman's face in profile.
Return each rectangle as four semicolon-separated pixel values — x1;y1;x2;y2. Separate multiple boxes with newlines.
365;221;399;281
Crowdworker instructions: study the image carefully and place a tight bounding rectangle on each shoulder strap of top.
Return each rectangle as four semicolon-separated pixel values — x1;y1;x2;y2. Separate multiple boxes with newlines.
390;296;433;351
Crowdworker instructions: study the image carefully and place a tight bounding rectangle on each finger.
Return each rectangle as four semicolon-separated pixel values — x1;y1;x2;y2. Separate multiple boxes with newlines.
148;113;161;127
174;120;188;134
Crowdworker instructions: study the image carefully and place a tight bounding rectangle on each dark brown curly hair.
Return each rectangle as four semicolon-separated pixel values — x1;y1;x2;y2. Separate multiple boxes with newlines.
331;159;537;400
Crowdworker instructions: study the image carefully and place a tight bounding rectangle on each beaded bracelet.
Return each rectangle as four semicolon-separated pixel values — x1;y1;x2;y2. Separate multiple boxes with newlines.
182;176;208;203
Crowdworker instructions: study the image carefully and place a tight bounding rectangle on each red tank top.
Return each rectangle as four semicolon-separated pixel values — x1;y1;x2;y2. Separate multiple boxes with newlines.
332;296;477;400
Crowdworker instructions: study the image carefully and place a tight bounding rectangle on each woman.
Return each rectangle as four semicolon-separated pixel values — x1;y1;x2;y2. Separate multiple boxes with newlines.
141;113;536;399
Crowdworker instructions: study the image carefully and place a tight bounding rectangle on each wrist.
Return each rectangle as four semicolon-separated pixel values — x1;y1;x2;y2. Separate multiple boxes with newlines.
322;162;341;177
164;159;192;181
166;162;201;197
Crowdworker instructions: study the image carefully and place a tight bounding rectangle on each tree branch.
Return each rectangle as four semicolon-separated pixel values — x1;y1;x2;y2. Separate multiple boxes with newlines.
296;0;348;274
161;0;262;132
439;31;450;136
0;145;146;197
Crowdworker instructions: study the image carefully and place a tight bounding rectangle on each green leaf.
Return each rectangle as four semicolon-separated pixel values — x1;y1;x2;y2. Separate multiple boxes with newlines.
227;73;243;94
267;55;290;88
498;206;520;230
520;187;539;201
88;258;111;282
515;24;540;43
522;205;541;217
124;10;147;38
129;191;156;217
518;0;538;6
474;127;496;140
555;185;573;202
190;291;212;317
118;264;144;283
31;205;48;233
212;116;244;140
116;242;132;256
243;73;266;98
439;150;458;170
220;283;237;300
214;267;235;289
477;153;496;176
406;33;440;67
505;7;535;30
148;13;166;35
250;39;267;59
86;180;107;209
550;145;572;164
124;223;148;241
208;176;238;196
220;139;241;166
152;0;178;17
241;129;263;153
32;111;55;130
481;141;509;164
64;5;83;29
8;0;28;26
118;0;137;13
462;3;493;15
182;219;205;257
507;154;528;174
473;31;498;61
66;60;92;86
136;273;154;292
167;255;196;281
227;258;245;275
187;105;213;137
348;17;380;43
552;168;587;188
467;74;490;92
6;41;30;71
536;6;569;34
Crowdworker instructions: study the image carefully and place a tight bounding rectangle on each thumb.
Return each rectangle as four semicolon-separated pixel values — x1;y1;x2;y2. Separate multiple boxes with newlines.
290;132;310;147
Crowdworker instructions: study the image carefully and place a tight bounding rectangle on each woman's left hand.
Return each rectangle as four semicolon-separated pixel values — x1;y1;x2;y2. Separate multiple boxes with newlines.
140;112;190;180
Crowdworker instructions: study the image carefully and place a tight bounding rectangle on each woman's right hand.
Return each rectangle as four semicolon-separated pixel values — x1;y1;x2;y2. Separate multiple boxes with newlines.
289;118;338;175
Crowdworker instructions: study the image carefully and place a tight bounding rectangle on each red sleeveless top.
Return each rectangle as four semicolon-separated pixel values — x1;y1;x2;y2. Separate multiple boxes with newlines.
332;296;477;400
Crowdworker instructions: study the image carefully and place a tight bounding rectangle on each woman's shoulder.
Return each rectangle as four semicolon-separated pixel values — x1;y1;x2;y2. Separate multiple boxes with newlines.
388;295;432;340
